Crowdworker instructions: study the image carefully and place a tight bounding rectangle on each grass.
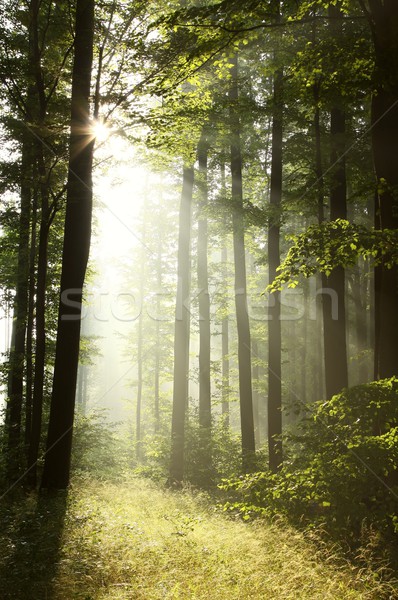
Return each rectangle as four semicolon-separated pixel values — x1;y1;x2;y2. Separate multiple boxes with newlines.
0;475;397;599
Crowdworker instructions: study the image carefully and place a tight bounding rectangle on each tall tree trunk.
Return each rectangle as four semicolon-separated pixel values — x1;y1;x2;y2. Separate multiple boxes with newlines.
196;131;212;483
24;188;38;454
251;339;260;448
268;58;283;473
136;215;146;461
6;131;32;480
27;144;51;487
318;4;349;398
366;2;398;379
41;0;95;489
169;165;194;485
220;163;230;428
197;132;211;471
154;235;162;433
229;54;255;469
313;94;326;401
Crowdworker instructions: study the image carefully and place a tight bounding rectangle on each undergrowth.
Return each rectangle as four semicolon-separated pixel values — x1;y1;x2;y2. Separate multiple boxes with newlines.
0;475;397;599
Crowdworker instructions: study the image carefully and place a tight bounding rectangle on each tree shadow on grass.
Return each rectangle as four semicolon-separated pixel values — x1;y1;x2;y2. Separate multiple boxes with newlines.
0;489;68;600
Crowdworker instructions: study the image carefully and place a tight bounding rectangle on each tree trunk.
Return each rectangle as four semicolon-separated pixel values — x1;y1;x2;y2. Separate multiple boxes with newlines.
220;163;230;428
197;133;211;441
367;3;398;379
154;236;162;433
27;144;51;487
24;188;38;455
169;165;194;485
41;0;95;490
229;54;255;469
268;59;283;473
6;131;32;480
136;216;146;461
318;4;349;399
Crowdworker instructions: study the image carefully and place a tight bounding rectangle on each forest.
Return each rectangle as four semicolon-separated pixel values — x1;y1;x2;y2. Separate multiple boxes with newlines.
1;0;398;598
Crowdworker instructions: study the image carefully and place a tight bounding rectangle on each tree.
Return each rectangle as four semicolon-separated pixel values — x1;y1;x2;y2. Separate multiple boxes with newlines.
41;0;95;489
197;129;212;469
169;165;195;485
229;54;255;469
363;1;398;379
267;3;283;472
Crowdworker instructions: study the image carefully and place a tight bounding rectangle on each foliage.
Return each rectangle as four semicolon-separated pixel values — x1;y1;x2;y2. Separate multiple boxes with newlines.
71;410;130;481
268;220;398;291
184;413;242;488
134;414;242;487
219;379;398;553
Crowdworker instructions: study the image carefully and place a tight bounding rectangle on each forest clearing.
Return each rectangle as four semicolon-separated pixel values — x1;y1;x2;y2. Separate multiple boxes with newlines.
1;476;397;600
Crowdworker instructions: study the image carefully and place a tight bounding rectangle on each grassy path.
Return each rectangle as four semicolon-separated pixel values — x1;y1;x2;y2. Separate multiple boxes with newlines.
0;476;396;599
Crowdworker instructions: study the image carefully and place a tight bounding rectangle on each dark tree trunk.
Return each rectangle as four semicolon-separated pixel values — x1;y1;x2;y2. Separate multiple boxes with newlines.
41;0;95;489
229;55;256;469
27;145;51;487
6;131;32;480
367;3;398;378
313;97;326;401
268;61;283;473
169;165;194;485
350;265;369;384
24;188;38;454
319;4;349;398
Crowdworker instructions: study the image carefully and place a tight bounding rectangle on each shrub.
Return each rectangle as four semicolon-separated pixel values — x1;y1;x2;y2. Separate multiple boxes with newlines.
220;379;398;545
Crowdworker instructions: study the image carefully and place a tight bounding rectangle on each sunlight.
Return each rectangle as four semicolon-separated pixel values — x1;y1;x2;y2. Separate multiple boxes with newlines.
92;119;111;143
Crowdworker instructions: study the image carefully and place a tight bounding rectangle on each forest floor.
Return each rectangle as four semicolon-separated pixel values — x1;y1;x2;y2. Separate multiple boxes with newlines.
0;476;397;600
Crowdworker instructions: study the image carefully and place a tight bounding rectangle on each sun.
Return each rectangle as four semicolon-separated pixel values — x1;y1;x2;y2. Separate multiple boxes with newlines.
92;119;111;143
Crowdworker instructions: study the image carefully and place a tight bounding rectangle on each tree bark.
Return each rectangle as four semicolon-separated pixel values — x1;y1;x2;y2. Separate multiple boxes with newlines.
41;0;95;489
169;165;194;485
229;54;256;469
220;163;230;427
197;133;211;431
268;60;283;473
367;2;398;379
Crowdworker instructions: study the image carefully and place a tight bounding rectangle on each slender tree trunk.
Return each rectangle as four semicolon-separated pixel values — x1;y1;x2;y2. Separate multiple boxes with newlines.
169;165;194;485
24;188;38;454
313;96;326;401
27;145;51;487
229;55;255;469
251;339;260;448
136;216;146;461
154;236;162;433
41;0;95;489
6;131;32;479
220;163;230;427
268;57;283;472
76;365;84;408
197;133;211;440
350;264;369;384
136;309;143;460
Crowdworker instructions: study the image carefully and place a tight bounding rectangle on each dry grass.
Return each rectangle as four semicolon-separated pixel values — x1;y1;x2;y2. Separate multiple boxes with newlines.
1;475;397;599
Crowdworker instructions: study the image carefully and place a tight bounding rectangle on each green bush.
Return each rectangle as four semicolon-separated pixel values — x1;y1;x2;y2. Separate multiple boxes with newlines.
71;410;130;481
220;379;398;543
